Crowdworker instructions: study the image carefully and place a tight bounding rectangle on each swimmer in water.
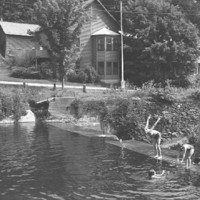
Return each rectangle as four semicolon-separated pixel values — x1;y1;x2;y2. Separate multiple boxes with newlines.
144;115;162;160
180;143;194;169
148;169;166;179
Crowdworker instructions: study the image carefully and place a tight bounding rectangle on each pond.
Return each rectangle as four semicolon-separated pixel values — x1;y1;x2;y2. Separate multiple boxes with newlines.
0;122;200;200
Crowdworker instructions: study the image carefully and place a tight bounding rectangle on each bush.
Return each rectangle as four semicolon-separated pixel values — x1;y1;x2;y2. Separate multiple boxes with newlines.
10;66;41;79
67;70;79;82
70;97;147;140
189;89;200;101
84;66;99;83
38;62;53;79
78;71;88;83
104;98;147;140
10;62;54;80
0;90;26;121
67;66;99;83
70;98;106;119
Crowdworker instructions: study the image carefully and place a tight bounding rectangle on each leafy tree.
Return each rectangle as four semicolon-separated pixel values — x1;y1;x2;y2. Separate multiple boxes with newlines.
123;0;200;86
31;0;86;88
171;0;200;30
0;0;36;23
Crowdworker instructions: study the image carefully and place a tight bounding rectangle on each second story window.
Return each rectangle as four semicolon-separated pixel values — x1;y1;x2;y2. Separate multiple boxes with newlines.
97;38;104;51
113;38;119;51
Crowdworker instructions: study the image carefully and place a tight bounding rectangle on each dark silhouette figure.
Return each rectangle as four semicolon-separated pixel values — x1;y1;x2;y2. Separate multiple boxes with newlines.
28;97;55;111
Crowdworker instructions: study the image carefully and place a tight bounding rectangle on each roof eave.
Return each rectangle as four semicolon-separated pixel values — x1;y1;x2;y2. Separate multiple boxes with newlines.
83;0;119;25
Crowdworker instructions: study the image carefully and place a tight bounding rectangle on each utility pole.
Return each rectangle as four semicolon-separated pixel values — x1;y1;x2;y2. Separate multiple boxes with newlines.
120;0;125;89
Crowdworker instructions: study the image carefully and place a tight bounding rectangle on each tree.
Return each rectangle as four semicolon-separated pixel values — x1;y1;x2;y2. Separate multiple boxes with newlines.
123;0;200;86
0;0;36;23
31;0;86;88
171;0;200;30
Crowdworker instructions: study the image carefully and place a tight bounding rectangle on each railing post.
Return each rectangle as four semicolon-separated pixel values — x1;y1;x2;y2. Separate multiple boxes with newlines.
53;83;56;91
83;84;86;93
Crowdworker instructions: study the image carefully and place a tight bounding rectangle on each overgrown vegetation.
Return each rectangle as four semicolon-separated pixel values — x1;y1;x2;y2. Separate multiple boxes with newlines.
67;66;99;83
10;62;54;80
0;88;27;121
70;80;200;144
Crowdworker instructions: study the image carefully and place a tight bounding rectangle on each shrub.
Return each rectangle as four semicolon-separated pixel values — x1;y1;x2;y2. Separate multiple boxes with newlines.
189;89;200;101
149;80;176;104
12;92;27;121
83;66;99;83
10;66;41;79
67;70;79;82
38;62;53;79
10;62;54;80
77;71;88;83
0;90;26;121
70;97;147;140
67;66;99;83
105;98;147;140
70;98;106;119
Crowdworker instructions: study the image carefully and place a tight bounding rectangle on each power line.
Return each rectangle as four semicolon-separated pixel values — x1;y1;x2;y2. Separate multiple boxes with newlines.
89;8;200;16
0;1;34;6
1;1;200;17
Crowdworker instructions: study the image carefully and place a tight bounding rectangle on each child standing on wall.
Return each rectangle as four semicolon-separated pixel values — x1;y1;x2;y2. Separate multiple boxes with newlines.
144;115;162;160
179;143;195;169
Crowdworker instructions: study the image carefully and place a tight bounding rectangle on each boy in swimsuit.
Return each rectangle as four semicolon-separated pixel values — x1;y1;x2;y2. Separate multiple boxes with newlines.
180;143;194;169
148;169;166;179
144;115;162;159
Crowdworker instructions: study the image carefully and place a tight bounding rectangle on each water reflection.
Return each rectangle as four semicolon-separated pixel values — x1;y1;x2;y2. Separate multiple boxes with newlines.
0;123;199;199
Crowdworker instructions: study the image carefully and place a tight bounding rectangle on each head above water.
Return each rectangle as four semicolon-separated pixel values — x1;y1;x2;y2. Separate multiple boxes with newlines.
148;169;156;179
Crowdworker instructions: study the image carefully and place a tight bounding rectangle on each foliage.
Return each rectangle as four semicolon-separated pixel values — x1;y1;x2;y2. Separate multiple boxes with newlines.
70;98;107;119
70;97;147;140
67;67;99;83
83;66;99;83
0;0;36;23
10;62;54;79
0;90;26;121
38;62;54;79
150;80;176;104
105;98;147;140
171;0;200;30
10;66;41;79
30;0;86;86
123;0;200;86
189;89;200;101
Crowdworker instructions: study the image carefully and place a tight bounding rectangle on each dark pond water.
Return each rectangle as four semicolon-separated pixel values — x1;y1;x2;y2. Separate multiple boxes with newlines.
0;122;200;200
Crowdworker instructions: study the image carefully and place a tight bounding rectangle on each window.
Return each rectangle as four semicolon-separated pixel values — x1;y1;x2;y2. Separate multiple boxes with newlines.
113;38;119;51
113;62;119;75
106;37;112;51
98;62;104;75
106;62;112;75
97;38;104;51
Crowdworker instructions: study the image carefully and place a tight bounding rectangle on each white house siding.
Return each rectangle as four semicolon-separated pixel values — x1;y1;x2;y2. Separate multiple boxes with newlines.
80;1;119;70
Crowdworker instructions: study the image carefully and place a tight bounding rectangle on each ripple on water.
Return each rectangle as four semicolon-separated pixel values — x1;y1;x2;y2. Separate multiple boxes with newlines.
0;123;200;200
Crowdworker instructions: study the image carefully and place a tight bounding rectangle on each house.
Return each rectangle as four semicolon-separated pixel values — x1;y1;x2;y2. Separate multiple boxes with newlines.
0;0;120;83
81;0;120;83
0;21;49;65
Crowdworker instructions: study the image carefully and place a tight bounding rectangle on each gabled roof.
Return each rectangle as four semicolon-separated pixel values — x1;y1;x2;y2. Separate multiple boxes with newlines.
83;0;118;24
0;21;40;37
92;27;119;36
